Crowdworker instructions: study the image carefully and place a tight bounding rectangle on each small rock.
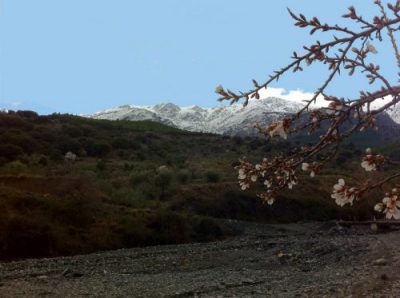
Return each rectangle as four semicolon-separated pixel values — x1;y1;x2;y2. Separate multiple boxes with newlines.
37;275;48;279
62;268;84;278
381;273;389;280
373;258;388;266
217;284;225;290
370;223;378;232
242;278;255;285
62;268;71;276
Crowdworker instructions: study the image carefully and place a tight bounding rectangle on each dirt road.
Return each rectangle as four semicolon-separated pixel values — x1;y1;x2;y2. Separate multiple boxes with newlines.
1;221;400;297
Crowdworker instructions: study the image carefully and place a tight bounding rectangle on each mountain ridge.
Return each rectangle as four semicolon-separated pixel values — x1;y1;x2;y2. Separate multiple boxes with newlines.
91;97;303;136
91;96;400;139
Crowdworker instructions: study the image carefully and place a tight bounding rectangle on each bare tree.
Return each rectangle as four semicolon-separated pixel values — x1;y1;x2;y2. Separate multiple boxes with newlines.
217;0;400;219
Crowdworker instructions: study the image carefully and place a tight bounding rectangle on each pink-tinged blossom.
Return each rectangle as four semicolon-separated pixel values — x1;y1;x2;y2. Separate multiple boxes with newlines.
267;119;291;140
301;162;320;177
258;191;275;205
375;189;400;219
301;163;309;171
238;169;247;180
240;181;250;190
215;85;224;94
331;179;359;207
361;160;377;171
264;179;272;188
366;42;378;54
361;148;385;172
383;195;400;219
326;99;344;115
268;121;287;139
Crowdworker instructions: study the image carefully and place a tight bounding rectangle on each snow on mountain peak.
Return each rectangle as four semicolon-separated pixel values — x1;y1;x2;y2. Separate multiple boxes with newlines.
91;96;304;136
90;95;400;136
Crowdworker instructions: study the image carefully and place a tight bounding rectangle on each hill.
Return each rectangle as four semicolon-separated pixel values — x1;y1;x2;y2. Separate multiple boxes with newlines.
0;110;397;260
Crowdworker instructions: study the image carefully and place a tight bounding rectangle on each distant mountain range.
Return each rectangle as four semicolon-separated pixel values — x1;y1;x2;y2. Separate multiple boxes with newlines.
90;97;400;140
91;97;303;136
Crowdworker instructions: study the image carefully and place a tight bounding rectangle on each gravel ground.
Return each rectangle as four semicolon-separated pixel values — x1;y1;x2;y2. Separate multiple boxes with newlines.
1;220;400;297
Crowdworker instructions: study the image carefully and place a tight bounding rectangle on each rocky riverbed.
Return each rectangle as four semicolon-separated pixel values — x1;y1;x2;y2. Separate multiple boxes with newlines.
1;220;400;297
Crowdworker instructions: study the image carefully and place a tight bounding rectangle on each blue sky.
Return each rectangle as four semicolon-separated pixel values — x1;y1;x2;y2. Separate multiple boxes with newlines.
0;0;394;114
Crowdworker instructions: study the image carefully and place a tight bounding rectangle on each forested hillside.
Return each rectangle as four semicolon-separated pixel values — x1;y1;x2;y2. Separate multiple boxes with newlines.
0;110;398;260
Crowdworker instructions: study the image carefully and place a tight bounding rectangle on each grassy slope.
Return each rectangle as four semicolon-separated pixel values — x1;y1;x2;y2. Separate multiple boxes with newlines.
0;111;397;260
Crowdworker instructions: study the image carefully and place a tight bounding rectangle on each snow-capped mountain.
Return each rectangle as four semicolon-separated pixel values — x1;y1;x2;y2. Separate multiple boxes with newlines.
91;97;400;139
91;97;303;136
387;105;400;124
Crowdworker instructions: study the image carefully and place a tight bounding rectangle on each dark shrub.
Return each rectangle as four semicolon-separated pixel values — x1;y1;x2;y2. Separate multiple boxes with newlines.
86;141;111;157
177;169;190;184
0;144;23;161
2;216;54;259
16;110;39;119
96;160;106;171
130;172;149;186
193;218;223;241
112;137;138;150
155;168;173;199
38;156;49;166
205;171;221;183
57;137;81;155
149;212;190;244
62;125;83;138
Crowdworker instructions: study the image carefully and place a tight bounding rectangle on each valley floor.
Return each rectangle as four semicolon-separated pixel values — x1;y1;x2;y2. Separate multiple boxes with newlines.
1;221;400;297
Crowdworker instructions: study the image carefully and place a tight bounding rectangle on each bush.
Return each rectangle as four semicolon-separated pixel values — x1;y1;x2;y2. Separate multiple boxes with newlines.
111;187;135;206
0;144;23;161
38;156;49;166
96;160;106;171
134;182;158;200
86;141;112;157
205;171;221;183
149;212;190;244
193;218;223;241
16;110;39;119
112;137;139;150
130;171;149;186
177;169;190;184
57;137;81;154
3;161;28;174
154;167;174;199
1;215;54;259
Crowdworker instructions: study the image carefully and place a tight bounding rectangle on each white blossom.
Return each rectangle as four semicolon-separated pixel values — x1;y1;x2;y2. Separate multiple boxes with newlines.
301;163;310;171
240;181;250;190
238;169;247;180
215;85;224;94
374;203;384;212
361;160;377;171
268;120;288;140
382;195;400;219
331;179;358;207
264;179;272;188
366;42;378;54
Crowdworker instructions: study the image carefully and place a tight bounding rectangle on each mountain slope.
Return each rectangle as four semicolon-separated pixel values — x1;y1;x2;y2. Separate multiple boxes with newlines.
91;97;400;143
388;104;400;124
91;97;303;136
